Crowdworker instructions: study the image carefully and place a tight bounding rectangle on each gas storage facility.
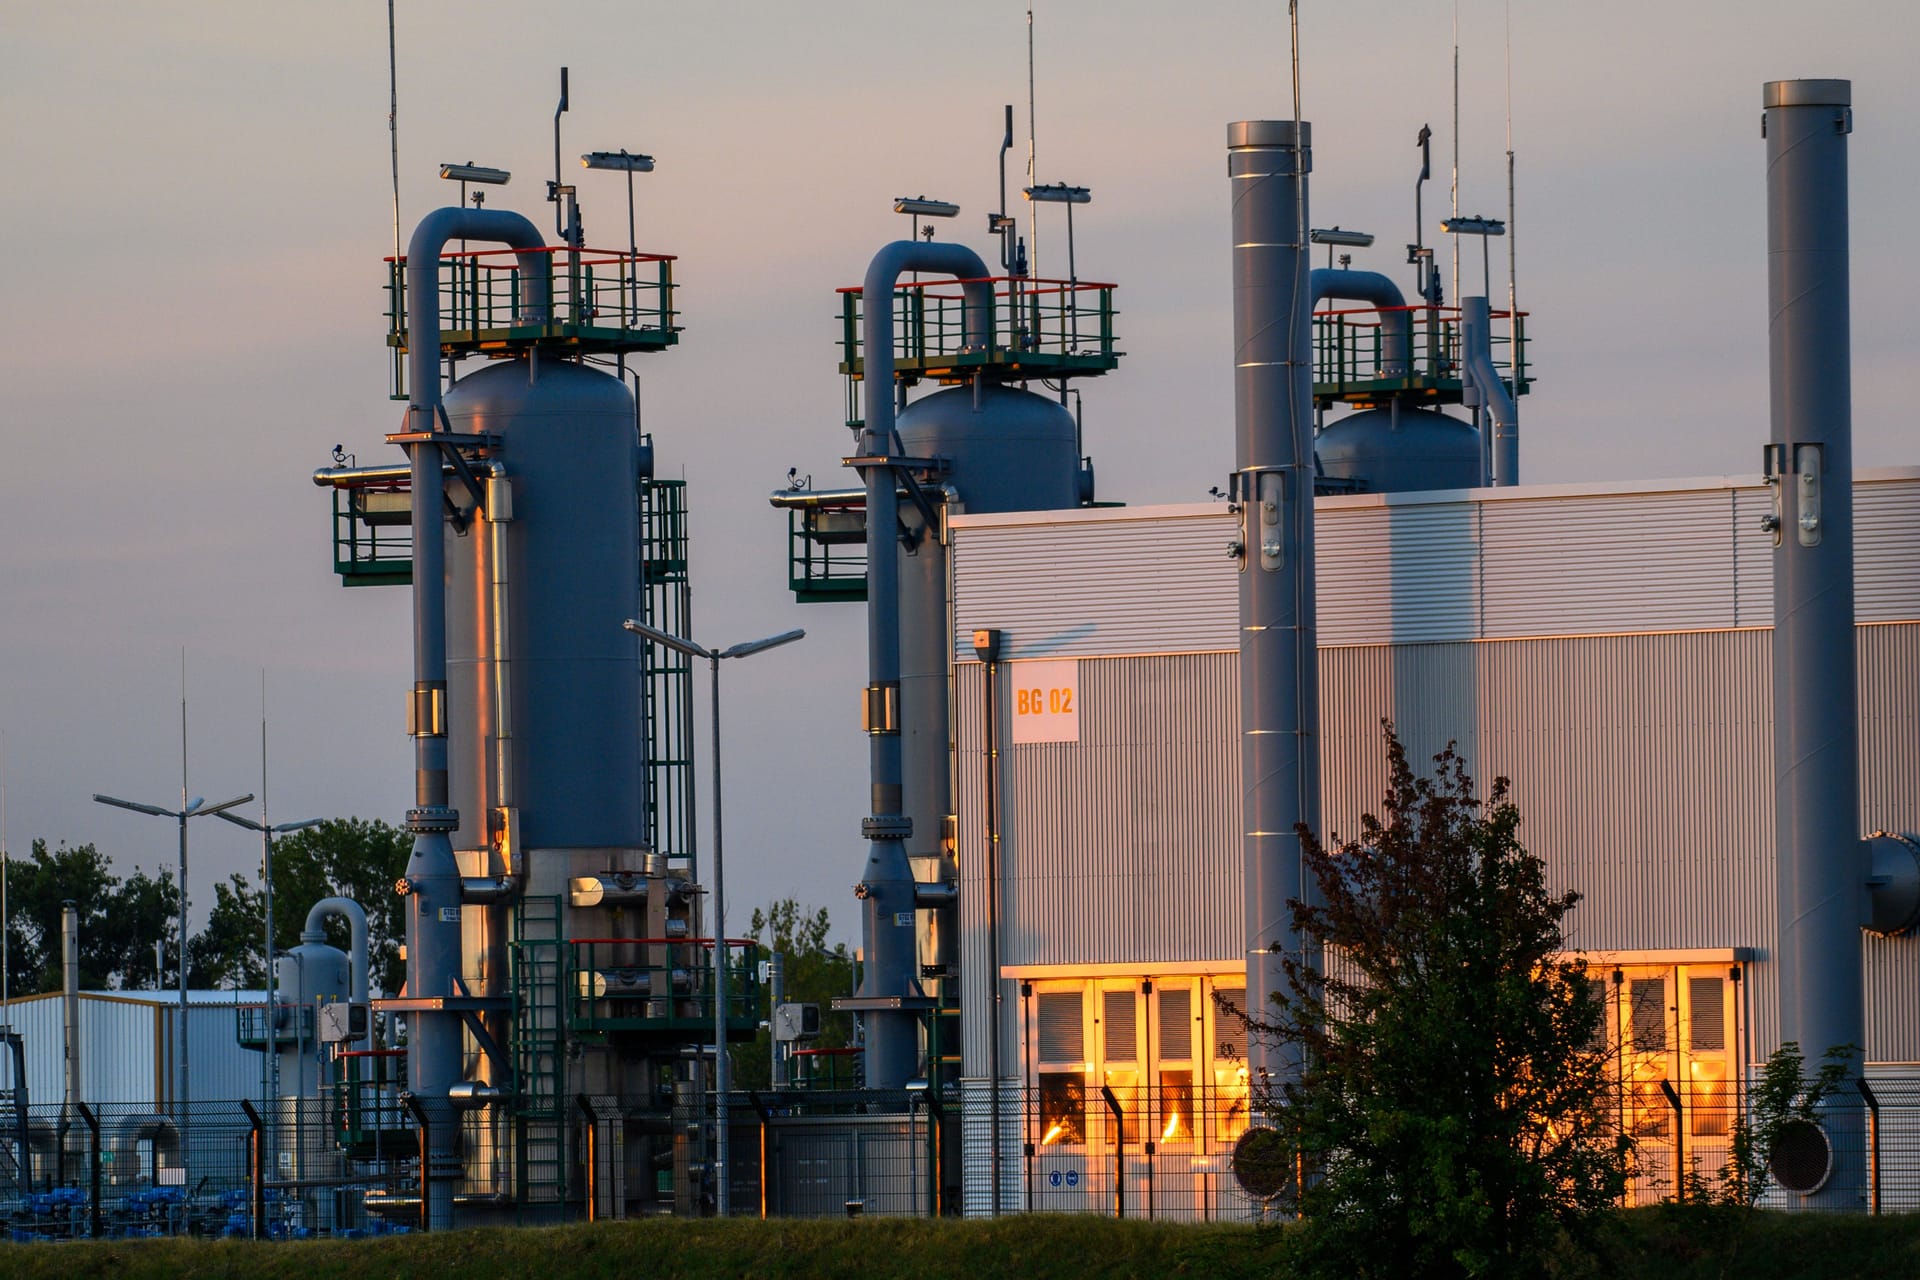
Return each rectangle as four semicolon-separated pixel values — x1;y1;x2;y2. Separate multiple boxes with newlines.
0;68;1913;1240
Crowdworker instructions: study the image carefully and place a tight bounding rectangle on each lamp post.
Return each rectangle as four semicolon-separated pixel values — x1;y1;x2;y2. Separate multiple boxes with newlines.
213;806;320;1171
93;788;251;1140
622;618;804;1217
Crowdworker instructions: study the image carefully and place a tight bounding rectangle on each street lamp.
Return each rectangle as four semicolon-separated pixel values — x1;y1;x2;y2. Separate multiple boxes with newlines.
621;618;804;1217
439;161;510;210
93;788;252;1136
1024;182;1091;284
212;806;321;1167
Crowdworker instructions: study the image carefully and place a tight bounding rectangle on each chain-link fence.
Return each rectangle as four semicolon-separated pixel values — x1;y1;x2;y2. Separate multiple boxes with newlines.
4;1075;1920;1237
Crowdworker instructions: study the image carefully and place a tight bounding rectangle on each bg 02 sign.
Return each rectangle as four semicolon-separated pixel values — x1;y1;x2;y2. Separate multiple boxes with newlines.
1009;659;1079;744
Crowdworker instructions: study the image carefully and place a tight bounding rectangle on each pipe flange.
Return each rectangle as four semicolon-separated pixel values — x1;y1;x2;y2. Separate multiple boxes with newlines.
1865;832;1920;937
406;806;460;834
862;815;912;841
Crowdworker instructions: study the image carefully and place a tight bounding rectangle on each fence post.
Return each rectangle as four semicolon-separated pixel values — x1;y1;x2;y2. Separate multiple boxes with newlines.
400;1090;431;1232
1658;1079;1685;1199
575;1094;598;1223
1857;1078;1880;1215
1100;1084;1123;1219
240;1099;266;1239
74;1102;101;1239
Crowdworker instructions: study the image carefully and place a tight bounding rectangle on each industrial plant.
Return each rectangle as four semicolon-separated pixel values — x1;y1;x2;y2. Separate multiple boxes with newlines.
0;25;1912;1244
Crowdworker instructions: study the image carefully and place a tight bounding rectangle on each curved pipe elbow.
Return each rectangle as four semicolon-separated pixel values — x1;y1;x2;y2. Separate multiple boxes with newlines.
461;875;519;904
1310;268;1412;378
913;881;958;909
303;896;371;1008
404;207;551;420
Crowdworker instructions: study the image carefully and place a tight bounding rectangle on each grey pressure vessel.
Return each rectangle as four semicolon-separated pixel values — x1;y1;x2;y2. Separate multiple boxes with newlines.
442;357;645;856
1765;78;1864;1209
895;383;1080;954
1315;405;1481;494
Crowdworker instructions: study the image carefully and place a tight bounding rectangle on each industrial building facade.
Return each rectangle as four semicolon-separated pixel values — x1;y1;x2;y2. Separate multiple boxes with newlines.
951;468;1920;1215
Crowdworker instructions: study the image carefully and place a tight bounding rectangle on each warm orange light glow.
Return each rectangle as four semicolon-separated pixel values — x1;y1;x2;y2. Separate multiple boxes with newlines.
1042;1121;1068;1145
1162;1111;1182;1142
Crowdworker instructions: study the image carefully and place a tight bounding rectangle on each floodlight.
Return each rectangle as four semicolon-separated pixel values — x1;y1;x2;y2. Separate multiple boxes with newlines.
1310;227;1375;247
719;629;806;661
1440;216;1506;237
439;163;511;185
1024;183;1091;205
893;196;960;218
581;150;655;173
623;618;711;661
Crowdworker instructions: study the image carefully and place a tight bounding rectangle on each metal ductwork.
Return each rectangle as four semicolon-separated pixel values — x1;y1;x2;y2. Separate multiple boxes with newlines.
1460;297;1519;485
1308;268;1410;378
850;240;992;1091
1229;120;1322;1095
1764;77;1863;1208
302;897;371;1011
399;205;551;1229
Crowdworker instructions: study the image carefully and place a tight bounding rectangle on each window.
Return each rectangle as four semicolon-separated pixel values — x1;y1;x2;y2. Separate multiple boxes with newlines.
1039;1073;1086;1145
1158;985;1196;1144
1101;987;1141;1143
1034;988;1087;1146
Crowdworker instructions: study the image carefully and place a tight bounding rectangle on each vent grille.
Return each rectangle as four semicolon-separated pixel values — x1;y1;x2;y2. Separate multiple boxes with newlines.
1103;989;1137;1064
1630;978;1668;1053
1215;988;1248;1063
1160;986;1194;1061
1037;990;1084;1063
1689;976;1726;1052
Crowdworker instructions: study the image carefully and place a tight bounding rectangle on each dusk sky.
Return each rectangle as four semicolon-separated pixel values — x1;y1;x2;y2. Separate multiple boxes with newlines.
1;2;1914;952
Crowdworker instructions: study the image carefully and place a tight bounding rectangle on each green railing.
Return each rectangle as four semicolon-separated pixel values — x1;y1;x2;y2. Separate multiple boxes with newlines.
386;245;680;398
1311;304;1532;405
234;1002;314;1050
567;937;760;1038
330;484;412;586
837;276;1119;388
786;502;867;604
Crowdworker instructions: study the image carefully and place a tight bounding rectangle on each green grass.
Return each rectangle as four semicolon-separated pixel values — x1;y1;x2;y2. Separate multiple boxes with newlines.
3;1210;1919;1280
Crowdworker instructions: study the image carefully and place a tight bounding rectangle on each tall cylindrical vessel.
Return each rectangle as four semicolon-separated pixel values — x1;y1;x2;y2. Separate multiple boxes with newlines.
444;357;644;857
1765;77;1864;1205
1230;119;1321;1095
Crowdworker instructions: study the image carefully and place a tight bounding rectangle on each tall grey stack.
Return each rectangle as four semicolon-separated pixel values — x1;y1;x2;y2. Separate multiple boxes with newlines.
1229;120;1322;1094
1764;77;1863;1207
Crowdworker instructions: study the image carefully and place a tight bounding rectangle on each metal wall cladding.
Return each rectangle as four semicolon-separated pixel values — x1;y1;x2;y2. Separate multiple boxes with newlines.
0;994;262;1108
949;470;1920;658
949;506;1239;661
955;627;1920;1069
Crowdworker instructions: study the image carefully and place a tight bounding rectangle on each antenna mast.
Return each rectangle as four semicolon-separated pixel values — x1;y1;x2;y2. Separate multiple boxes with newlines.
387;0;401;263
1026;10;1039;277
1450;0;1460;308
1505;0;1519;402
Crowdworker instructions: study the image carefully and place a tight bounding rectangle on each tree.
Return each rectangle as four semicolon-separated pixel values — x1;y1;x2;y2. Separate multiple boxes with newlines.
183;818;411;994
735;898;857;1090
1;840;182;993
1261;725;1629;1280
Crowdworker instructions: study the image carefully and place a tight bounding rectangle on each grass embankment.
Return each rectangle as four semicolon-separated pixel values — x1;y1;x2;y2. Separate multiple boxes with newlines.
3;1208;1919;1279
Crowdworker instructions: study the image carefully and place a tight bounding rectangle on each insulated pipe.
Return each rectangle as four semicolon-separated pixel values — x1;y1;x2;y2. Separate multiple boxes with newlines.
301;898;370;1011
1308;268;1410;378
1765;78;1863;1168
1460;297;1519;485
400;206;548;1230
854;241;991;1091
1230;120;1321;1097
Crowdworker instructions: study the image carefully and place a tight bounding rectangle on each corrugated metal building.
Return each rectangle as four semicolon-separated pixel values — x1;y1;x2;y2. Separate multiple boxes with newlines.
947;468;1920;1216
0;990;266;1109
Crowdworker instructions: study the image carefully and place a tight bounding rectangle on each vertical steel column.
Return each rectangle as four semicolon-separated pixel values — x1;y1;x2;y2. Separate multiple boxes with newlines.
1229;120;1320;1094
1764;76;1863;1208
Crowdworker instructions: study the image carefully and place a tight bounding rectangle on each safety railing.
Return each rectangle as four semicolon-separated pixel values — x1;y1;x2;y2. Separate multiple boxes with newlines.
786;501;868;603
1310;303;1530;404
836;276;1120;389
328;482;413;586
566;937;761;1037
385;245;680;397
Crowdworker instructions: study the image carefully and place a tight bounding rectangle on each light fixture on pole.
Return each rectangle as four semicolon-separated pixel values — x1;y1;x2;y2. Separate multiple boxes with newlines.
893;195;959;245
213;806;321;1167
1310;226;1375;270
94;788;252;1140
581;149;657;344
439;161;511;209
1439;215;1506;301
1024;183;1091;285
621;618;804;1217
